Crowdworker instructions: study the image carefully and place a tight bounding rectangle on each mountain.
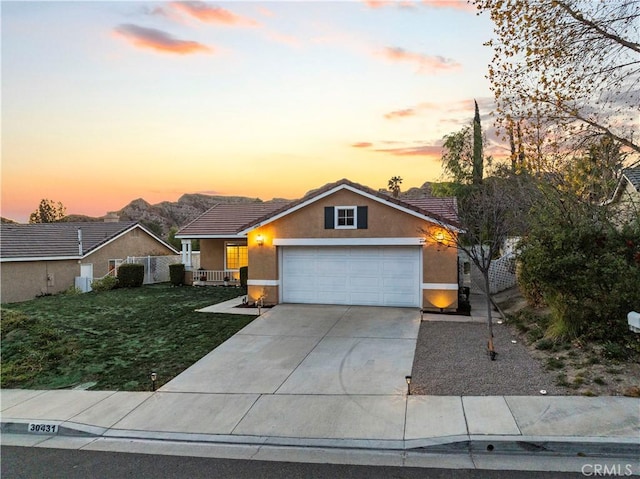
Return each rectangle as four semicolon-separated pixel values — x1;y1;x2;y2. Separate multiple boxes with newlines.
114;193;286;238
5;182;438;237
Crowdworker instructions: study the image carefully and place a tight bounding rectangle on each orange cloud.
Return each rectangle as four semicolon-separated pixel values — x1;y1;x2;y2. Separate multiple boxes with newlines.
376;144;443;157
351;142;374;148
384;108;417;120
114;24;212;55
380;46;460;73
422;0;476;12
170;1;258;26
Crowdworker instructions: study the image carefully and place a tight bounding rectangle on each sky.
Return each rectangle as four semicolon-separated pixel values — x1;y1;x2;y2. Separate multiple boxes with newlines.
2;0;500;222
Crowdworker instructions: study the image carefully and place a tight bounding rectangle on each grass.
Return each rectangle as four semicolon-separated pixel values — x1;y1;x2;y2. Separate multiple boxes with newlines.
1;285;255;391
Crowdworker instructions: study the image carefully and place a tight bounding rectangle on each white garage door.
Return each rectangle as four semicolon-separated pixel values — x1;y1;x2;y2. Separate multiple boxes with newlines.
281;246;420;307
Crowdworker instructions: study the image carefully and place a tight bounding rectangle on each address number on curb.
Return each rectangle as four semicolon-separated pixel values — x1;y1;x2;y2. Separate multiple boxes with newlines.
28;423;58;434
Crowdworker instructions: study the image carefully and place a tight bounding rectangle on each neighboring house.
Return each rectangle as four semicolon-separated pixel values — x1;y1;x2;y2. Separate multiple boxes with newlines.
177;179;461;311
0;221;178;303
606;167;640;222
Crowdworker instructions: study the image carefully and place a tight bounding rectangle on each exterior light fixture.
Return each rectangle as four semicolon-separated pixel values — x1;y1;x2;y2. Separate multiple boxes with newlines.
435;231;445;244
256;234;264;246
405;375;412;396
151;372;157;391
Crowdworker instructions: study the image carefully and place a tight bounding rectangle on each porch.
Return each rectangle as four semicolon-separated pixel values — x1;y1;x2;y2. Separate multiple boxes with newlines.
190;269;241;287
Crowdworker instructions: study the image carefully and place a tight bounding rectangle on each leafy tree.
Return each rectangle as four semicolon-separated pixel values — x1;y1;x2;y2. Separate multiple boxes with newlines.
472;100;483;185
562;135;627;204
474;0;640;155
387;176;403;198
517;184;640;343
29;199;66;223
167;226;182;251
440;104;490;188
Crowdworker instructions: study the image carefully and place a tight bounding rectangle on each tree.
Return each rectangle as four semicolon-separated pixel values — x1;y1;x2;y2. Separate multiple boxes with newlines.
424;173;534;359
29;199;66;223
562;135;627;204
472;100;483;184
387;176;403;198
474;0;640;155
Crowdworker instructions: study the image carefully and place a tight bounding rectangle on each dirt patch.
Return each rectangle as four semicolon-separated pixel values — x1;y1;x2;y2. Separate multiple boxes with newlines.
495;288;640;397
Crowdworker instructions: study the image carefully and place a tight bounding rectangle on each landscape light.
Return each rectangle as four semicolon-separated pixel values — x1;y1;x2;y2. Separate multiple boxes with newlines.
405;375;412;396
151;372;157;391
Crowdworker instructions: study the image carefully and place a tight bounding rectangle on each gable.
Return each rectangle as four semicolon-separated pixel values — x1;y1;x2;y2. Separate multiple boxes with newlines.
250;188;449;240
239;181;460;235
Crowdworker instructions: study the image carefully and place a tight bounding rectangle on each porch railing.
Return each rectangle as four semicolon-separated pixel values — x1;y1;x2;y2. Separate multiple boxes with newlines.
194;270;240;283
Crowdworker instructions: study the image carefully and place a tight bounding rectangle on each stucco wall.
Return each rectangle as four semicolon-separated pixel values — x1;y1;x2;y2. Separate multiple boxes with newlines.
247;189;458;309
1;259;79;304
199;239;226;270
1;227;176;304
82;228;176;278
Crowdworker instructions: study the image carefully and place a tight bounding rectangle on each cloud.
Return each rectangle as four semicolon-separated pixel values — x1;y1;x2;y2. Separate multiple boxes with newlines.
422;0;476;11
375;144;443;157
114;24;212;55
351;142;374;148
169;1;258;26
384;108;418;120
362;0;475;12
379;46;460;73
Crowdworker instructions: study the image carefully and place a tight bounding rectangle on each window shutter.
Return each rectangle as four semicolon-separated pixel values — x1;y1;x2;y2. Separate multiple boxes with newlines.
324;207;335;229
357;206;368;229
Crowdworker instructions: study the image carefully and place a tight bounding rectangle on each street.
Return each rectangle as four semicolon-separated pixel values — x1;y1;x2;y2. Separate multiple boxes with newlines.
1;446;589;479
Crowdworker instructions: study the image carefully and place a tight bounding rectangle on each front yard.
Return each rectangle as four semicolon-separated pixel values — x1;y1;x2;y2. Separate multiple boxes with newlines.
1;285;255;391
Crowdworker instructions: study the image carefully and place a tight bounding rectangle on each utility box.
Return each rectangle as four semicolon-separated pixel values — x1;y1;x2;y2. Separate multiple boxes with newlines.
628;311;640;333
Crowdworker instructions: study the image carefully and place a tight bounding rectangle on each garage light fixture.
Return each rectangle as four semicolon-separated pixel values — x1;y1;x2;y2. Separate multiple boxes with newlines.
435;231;445;244
256;234;264;246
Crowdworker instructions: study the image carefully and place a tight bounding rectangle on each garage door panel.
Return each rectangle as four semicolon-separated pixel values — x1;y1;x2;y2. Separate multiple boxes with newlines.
282;246;419;307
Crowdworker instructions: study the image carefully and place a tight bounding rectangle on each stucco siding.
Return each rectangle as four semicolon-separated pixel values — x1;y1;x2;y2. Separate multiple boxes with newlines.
1;260;79;303
82;228;176;278
246;189;459;309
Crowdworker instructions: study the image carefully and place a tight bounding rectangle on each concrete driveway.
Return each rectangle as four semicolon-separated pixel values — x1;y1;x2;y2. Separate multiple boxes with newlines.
161;304;420;395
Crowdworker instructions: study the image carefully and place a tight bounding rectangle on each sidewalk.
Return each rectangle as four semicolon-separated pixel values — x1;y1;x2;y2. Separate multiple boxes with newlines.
2;297;639;472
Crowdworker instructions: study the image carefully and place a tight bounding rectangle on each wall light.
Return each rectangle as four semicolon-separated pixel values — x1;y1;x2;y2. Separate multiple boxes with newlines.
435;231;445;244
256;234;264;246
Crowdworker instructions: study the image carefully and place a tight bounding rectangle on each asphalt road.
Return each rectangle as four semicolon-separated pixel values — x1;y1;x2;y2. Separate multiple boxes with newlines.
1;446;588;479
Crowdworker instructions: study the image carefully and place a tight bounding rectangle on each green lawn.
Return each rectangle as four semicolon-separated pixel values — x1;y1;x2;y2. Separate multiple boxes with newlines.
1;285;256;391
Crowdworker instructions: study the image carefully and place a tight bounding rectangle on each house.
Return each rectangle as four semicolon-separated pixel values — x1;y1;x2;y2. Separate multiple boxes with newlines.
177;179;461;311
0;221;178;303
606;167;640;222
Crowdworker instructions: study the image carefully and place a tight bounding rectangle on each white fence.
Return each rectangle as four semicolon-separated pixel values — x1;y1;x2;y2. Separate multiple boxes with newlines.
124;255;184;284
459;248;518;295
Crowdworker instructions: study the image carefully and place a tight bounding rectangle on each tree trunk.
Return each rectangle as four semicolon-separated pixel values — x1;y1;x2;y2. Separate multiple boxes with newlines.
484;272;496;360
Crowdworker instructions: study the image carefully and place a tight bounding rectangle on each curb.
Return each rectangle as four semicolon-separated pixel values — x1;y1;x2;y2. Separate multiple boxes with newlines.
3;420;638;459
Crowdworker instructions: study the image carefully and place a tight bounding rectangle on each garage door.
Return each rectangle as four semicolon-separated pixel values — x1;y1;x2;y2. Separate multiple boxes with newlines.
281;246;420;307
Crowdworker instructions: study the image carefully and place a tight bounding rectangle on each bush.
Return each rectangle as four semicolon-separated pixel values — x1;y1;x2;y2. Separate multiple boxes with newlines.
91;275;118;292
239;266;248;289
169;263;185;286
117;263;144;288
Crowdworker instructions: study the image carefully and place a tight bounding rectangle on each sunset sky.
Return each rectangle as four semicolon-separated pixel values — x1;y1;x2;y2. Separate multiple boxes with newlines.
2;1;500;222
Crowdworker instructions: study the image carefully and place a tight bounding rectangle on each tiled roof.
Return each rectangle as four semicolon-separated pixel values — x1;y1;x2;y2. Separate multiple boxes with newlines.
0;222;139;260
623;167;640;191
176;179;460;238
176;202;290;237
240;178;461;232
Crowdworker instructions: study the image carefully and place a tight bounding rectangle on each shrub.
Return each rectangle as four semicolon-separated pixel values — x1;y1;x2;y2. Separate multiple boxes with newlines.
91;275;118;292
239;266;248;289
117;263;144;288
169;263;185;286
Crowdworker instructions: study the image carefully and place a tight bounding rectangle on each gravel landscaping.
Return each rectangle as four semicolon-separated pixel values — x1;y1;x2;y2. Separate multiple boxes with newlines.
410;319;569;396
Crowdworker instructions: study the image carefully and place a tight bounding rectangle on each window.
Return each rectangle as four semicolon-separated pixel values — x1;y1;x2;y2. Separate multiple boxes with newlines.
335;206;357;229
226;243;248;270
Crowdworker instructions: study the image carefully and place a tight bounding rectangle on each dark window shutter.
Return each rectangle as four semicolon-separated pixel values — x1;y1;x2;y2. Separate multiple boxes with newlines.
357;206;368;229
324;207;335;229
